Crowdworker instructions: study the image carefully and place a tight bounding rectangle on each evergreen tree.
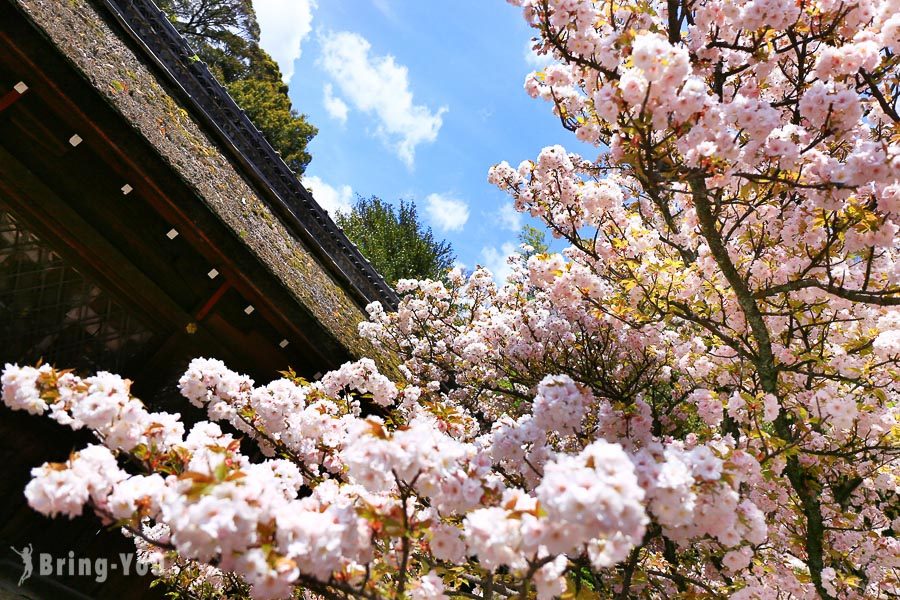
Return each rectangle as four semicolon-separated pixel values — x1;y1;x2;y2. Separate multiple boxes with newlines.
158;0;316;175
225;55;315;174
517;224;549;260
335;196;455;286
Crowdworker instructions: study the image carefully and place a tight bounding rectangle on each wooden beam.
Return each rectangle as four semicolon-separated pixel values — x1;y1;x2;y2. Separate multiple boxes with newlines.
195;280;231;321
0;85;25;112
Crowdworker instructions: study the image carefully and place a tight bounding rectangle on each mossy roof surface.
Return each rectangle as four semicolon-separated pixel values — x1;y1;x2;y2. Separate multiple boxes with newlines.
16;0;398;369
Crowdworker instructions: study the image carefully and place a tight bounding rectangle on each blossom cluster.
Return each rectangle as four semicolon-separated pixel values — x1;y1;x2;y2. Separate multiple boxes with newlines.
4;0;900;598
2;358;658;599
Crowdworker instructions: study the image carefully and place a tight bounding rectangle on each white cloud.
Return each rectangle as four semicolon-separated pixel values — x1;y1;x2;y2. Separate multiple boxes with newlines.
424;193;469;232
304;175;353;216
524;40;554;69
481;242;518;283
319;31;447;168
372;0;397;21
255;0;316;82
322;83;349;124
498;202;522;232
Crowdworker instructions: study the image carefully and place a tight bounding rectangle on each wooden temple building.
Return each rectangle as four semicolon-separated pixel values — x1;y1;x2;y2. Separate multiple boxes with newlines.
0;0;397;596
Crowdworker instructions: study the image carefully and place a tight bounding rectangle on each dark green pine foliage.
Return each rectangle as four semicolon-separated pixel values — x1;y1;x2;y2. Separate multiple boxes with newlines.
335;196;455;286
158;0;317;175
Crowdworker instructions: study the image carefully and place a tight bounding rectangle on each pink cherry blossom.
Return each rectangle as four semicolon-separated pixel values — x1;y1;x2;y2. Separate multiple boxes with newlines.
3;0;900;597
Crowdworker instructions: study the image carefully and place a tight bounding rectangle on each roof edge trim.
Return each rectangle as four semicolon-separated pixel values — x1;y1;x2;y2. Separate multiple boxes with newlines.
97;0;399;310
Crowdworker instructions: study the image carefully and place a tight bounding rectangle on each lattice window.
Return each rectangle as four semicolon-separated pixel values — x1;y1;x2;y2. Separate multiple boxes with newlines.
0;209;154;373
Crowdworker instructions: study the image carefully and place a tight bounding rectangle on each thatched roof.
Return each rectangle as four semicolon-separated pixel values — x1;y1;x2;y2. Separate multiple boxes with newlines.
13;0;398;362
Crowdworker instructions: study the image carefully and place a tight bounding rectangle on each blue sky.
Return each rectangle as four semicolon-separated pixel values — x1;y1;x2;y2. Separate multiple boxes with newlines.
254;0;589;278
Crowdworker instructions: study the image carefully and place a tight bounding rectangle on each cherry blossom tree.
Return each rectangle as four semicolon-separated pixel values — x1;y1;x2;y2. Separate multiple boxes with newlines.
3;0;899;598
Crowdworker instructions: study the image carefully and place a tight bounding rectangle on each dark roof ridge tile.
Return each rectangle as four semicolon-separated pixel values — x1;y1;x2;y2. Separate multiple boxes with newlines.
98;0;399;310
